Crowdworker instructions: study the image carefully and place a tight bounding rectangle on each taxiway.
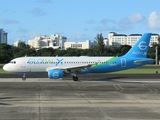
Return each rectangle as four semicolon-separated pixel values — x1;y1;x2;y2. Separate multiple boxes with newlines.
0;78;160;119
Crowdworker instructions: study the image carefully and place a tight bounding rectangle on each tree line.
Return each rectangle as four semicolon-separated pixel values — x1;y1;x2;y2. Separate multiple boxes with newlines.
0;33;158;63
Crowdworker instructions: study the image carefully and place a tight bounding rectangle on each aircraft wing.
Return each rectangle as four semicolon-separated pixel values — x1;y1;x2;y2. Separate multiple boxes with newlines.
134;59;154;64
46;64;93;72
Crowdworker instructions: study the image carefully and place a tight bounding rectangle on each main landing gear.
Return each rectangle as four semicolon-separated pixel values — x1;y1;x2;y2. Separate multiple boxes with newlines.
72;76;78;81
22;73;26;81
71;73;79;81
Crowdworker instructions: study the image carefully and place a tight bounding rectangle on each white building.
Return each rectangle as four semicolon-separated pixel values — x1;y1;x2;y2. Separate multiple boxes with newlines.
13;40;25;47
28;34;67;50
64;40;95;50
150;34;159;45
108;32;159;47
0;28;7;44
103;38;109;46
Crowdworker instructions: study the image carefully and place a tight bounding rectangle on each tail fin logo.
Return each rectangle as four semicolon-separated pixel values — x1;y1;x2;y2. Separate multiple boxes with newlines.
138;41;147;50
124;33;151;58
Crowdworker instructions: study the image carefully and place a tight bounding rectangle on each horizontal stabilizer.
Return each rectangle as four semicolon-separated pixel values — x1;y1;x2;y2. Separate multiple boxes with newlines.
134;60;154;64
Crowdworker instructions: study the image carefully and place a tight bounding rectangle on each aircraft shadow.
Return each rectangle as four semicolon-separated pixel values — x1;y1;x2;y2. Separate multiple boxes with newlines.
0;97;17;106
78;76;127;82
0;97;15;99
0;103;11;105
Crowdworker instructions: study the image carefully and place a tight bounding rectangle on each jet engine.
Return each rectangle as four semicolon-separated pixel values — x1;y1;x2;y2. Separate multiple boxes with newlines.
48;70;64;79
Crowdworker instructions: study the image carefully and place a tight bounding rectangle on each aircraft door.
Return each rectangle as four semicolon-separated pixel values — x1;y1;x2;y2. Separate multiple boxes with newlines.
21;58;28;71
121;58;126;67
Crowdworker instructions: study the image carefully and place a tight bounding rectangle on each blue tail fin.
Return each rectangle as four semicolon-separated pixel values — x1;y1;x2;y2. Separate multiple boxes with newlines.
124;33;152;58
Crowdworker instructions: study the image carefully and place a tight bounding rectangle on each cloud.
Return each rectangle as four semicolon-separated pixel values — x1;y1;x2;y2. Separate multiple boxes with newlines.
118;13;145;31
148;11;160;30
0;19;19;24
118;18;133;30
17;27;28;33
67;32;92;42
84;28;89;31
36;0;52;3
95;25;120;31
86;19;96;24
100;19;116;25
94;13;145;32
3;10;9;13
29;8;46;16
95;18;120;31
128;13;145;24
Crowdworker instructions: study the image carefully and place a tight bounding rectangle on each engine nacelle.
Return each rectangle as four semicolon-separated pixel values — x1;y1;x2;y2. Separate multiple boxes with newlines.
48;70;64;79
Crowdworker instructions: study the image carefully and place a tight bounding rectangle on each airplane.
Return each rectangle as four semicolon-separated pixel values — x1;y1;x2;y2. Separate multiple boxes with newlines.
3;33;154;81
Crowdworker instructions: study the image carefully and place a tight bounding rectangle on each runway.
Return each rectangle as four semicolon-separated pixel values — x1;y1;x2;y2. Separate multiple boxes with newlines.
0;78;160;120
1;73;160;79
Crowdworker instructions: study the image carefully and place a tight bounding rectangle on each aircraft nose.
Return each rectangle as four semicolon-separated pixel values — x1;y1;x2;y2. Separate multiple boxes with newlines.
3;64;9;71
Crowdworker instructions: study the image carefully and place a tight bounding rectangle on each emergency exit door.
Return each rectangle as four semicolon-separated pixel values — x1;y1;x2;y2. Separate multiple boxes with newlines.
121;58;126;67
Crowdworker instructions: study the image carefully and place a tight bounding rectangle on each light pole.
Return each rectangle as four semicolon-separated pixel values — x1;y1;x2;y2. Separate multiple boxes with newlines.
155;46;158;65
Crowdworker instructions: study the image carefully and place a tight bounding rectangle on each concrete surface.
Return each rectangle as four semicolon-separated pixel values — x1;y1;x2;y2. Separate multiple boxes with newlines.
0;78;160;120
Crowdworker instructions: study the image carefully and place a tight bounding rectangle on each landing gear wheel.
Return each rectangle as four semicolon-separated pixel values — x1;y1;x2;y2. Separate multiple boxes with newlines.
22;73;26;81
72;76;78;81
22;77;26;81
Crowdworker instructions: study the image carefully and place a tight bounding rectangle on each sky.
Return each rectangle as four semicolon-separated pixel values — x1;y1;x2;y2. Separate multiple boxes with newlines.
1;0;160;45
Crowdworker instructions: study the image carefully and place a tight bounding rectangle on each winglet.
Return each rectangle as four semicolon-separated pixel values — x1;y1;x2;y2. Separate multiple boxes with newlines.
124;33;152;58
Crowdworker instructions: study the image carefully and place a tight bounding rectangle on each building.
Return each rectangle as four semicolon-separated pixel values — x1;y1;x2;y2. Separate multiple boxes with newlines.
150;34;160;45
28;34;67;50
0;28;7;44
108;32;159;47
13;40;25;47
64;40;95;50
103;38;109;46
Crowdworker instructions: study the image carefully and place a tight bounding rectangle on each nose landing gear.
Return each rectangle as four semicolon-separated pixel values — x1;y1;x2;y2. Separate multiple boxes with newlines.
22;73;26;81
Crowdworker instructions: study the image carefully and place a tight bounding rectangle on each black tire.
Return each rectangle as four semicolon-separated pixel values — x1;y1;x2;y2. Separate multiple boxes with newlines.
22;77;26;81
73;76;78;81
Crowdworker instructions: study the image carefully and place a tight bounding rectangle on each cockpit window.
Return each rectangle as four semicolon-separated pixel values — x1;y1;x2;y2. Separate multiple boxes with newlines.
10;61;16;64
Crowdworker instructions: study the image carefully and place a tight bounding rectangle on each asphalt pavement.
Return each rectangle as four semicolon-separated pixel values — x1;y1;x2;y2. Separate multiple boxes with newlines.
0;78;160;119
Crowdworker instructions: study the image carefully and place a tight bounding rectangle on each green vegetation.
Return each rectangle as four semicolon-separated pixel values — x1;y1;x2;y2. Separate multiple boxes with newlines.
0;68;12;74
0;64;4;67
0;33;159;75
109;68;160;74
94;33;105;55
0;33;159;64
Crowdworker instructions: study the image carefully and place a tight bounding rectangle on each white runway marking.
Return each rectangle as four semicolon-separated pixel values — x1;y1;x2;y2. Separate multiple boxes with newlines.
83;79;160;83
117;80;160;83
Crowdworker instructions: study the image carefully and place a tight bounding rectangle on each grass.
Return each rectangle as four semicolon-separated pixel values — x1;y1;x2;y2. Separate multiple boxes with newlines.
0;64;4;67
109;68;160;74
0;64;13;74
0;68;13;74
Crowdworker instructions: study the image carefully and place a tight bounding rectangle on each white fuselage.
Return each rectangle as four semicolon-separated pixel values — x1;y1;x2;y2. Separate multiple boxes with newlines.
3;56;113;73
